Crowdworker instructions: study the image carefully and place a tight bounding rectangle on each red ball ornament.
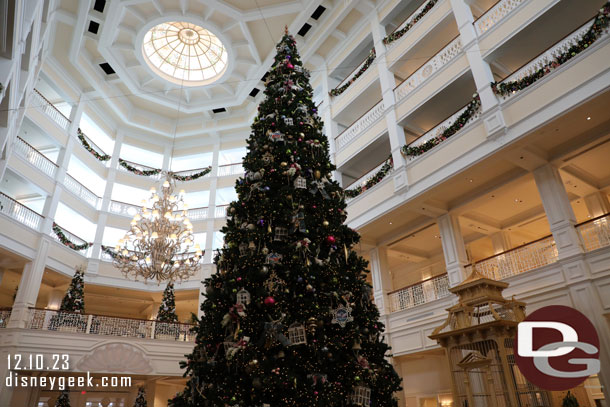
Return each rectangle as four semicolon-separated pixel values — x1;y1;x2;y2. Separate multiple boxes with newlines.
264;296;276;305
326;235;336;244
287;63;294;69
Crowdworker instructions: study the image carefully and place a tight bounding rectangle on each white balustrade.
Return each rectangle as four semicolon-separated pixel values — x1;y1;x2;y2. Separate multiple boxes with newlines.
31;89;71;130
64;174;100;208
577;214;610;252
386;0;437;49
475;0;525;36
0;309;12;328
389;274;450;312
394;37;463;103
187;207;208;221
27;309;195;342
109;200;141;217
215;205;229;218
466;236;558;280
497;17;607;99
217;163;244;177
336;100;385;151
0;192;44;231
14;136;58;178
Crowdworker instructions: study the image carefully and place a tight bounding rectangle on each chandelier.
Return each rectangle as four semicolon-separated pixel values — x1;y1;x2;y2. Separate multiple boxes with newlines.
114;173;202;282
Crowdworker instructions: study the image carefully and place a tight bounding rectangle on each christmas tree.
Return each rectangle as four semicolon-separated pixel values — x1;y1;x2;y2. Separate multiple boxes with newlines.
157;283;178;322
562;391;579;407
55;389;71;407
134;387;147;407
170;29;401;407
60;265;85;313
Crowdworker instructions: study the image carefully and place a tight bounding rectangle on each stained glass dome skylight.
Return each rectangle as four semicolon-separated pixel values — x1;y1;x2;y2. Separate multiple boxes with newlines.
142;22;228;86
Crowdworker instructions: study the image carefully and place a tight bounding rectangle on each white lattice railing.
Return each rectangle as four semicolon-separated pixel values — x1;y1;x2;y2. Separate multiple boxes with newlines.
475;0;525;36
108;200;141;217
577;214;610;252
14;136;59;178
497;17;607;99
218;163;244;177
215;204;229;218
64;174;100;208
27;309;195;342
387;0;437;49
0;309;11;328
394;36;463;103
336;100;385;151
0;192;44;231
187;207;208;221
31;89;71;130
389;274;451;312
466;235;558;280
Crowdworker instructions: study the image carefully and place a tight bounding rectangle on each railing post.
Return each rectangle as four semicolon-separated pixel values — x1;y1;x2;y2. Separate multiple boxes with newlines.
151;321;156;339
85;314;93;334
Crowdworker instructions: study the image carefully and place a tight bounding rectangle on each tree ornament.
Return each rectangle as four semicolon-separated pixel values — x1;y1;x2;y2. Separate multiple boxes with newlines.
326;235;336;244
236;289;251;306
264;296;276;306
322;220;329;227
314;170;321;179
330;304;353;327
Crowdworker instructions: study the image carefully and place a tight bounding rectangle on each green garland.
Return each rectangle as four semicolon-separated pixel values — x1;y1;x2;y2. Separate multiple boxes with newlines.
329;48;376;97
101;245;123;260
401;94;481;158
492;2;610;97
77;129;111;162
119;158;162;177
170;166;212;181
383;0;439;45
52;222;92;251
344;156;393;198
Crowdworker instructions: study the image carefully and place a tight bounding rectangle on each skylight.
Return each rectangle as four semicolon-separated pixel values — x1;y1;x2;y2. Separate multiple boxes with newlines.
142;21;228;86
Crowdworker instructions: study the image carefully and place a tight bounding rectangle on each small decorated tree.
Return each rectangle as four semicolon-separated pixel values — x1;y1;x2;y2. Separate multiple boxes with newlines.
562;391;579;407
55;389;71;407
60;265;86;313
133;387;147;407
157;283;178;322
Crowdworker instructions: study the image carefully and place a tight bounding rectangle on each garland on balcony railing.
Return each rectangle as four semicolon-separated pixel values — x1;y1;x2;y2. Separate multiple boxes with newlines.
77;129;111;162
401;94;481;158
491;2;610;96
344;156;393;198
170;166;212;181
383;0;439;45
118;158;162;177
52;223;92;251
329;48;376;97
101;245;123;260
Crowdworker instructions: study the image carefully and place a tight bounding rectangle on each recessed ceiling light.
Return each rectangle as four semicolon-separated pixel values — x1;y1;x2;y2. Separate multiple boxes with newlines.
389;222;393;225
587;116;591;120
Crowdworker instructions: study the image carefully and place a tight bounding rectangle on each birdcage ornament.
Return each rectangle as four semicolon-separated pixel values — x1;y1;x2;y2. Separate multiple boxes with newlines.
288;323;307;346
236;289;251;306
283;117;294;126
239;243;248;256
294;65;303;73
268;130;284;142
351;386;371;406
294;176;307;189
274;227;288;241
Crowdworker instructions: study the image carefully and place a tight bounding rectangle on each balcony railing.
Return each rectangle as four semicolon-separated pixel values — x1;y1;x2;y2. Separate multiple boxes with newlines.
335;100;385;151
51;223;91;255
172;167;213;179
64;174;100;208
0;308;11;328
108;200;141;217
215;204;229;218
466;235;558;280
386;0;438;48
31;89;71;130
217;162;244;177
474;0;525;36
187;207;209;221
345;158;393;191
77;128;110;163
117;159;163;179
14;136;59;178
388;274;451;312
27;308;195;342
577;214;610;252
0;192;44;231
394;36;462;103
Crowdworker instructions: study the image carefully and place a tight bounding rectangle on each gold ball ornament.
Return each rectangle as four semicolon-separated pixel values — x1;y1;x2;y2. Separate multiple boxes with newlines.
314;170;321;179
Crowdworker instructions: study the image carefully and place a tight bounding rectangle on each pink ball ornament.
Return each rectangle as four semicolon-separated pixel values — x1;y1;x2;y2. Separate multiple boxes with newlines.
287;63;294;69
264;296;276;306
326;235;336;244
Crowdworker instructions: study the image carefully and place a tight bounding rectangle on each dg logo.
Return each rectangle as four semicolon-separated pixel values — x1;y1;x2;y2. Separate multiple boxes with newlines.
514;305;601;391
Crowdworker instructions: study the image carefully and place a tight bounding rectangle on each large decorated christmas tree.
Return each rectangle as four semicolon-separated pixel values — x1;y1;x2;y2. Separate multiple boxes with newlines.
60;266;85;313
157;283;178;322
170;29;401;407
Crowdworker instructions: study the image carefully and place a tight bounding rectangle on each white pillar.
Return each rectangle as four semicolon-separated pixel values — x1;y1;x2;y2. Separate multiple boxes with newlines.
205;139;220;264
490;231;511;254
46;287;64;310
7;238;50;328
369;247;393;315
437;214;469;286
584;191;610;218
533;164;584;259
318;61;343;185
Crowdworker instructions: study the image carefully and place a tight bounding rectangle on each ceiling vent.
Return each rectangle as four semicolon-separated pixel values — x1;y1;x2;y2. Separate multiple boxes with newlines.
249;88;260;97
311;6;326;20
88;21;100;34
93;0;106;13
99;63;115;75
298;23;312;37
212;108;226;114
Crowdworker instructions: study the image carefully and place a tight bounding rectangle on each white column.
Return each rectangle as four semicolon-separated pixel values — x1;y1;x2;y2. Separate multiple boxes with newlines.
46;287;64;310
490;231;511;254
205;139;220;264
533;164;584;259
369;247;393;315
437;214;469;286
318;61;342;185
584;191;610;218
162;143;172;172
7;238;50;328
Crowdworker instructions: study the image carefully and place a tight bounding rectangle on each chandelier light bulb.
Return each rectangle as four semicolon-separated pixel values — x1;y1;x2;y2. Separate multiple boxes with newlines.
145;256;151;263
180;189;185;195
150;187;156;193
164;211;172;219
185;239;192;245
170;233;178;240
152;210;160;217
151;232;159;239
122;249;128;255
163;180;170;188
